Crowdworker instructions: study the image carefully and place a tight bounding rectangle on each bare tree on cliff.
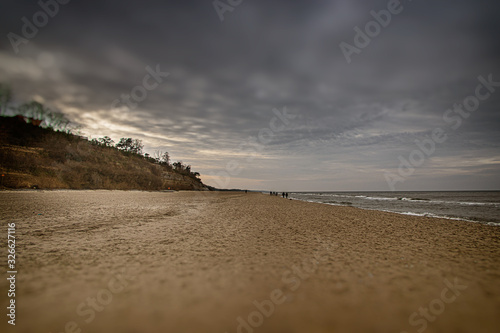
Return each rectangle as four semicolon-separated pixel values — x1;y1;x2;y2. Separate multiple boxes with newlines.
98;136;115;147
116;138;144;154
91;136;115;147
173;161;183;171
161;152;170;165
18;101;72;131
18;101;49;124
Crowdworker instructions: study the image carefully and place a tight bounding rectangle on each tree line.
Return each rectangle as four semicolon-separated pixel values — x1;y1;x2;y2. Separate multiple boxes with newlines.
0;83;201;180
0;83;77;133
90;136;200;178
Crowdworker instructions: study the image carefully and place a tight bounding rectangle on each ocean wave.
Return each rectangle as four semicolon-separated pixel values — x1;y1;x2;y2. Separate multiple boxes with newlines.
454;201;499;206
292;193;500;208
398;211;444;218
413;199;499;207
395;211;500;225
399;197;430;201
324;200;353;205
377;196;497;206
290;197;499;226
354;195;398;201
368;209;498;225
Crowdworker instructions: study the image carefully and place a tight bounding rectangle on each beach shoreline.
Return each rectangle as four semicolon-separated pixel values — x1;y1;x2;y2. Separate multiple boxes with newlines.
296;198;500;227
1;191;499;332
288;191;500;227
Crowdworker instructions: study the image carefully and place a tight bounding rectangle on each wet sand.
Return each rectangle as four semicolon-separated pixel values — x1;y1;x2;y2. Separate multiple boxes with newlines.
1;190;499;333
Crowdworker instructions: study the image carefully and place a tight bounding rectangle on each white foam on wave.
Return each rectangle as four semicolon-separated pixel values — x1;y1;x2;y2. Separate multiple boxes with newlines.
289;197;500;226
368;196;498;207
370;208;498;225
396;211;500;226
419;199;499;207
364;196;398;201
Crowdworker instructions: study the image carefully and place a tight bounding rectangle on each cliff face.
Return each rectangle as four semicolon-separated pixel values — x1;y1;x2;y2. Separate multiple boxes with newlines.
0;116;208;191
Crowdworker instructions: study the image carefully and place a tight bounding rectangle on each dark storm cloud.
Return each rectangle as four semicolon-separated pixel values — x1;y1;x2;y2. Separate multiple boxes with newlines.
1;0;499;190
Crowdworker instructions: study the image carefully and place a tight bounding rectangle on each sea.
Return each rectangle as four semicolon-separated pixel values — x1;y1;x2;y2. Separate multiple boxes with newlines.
288;191;500;226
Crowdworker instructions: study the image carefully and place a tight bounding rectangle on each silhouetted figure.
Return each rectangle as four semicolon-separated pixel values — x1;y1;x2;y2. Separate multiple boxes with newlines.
286;193;289;199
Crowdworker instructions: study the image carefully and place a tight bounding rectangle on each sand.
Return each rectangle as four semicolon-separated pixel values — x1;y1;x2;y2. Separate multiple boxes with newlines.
0;190;499;333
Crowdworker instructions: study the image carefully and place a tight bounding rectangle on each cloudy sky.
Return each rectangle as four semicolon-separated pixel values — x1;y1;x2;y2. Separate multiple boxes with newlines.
1;0;499;191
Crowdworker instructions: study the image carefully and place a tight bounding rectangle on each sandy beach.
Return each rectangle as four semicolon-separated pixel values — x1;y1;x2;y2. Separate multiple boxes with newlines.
1;190;499;333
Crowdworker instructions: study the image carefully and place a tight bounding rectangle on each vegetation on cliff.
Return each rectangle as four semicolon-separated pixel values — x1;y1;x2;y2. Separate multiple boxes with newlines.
0;84;207;190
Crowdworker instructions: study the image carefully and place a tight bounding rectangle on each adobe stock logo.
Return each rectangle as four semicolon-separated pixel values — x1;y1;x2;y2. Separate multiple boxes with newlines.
401;278;467;333
384;74;500;191
208;106;296;189
7;0;71;54
339;0;412;64
110;65;169;111
213;0;243;22
224;241;334;333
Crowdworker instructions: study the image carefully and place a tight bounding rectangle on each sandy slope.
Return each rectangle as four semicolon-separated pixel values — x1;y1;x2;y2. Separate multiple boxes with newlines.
0;191;499;333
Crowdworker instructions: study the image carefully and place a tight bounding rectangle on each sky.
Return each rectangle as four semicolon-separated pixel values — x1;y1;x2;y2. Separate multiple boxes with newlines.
1;0;500;191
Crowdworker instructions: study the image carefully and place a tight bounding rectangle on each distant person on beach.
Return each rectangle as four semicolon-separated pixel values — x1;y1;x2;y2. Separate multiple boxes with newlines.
286;193;289;199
